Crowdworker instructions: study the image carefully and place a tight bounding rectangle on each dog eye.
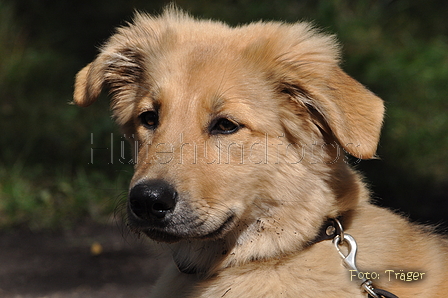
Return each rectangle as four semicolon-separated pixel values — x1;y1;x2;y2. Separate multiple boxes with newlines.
210;118;241;135
139;111;159;129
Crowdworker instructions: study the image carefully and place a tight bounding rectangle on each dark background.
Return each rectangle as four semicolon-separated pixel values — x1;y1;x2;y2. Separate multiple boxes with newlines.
1;0;447;230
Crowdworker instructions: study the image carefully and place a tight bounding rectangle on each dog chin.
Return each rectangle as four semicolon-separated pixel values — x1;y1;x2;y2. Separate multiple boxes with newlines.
142;229;183;243
140;214;236;243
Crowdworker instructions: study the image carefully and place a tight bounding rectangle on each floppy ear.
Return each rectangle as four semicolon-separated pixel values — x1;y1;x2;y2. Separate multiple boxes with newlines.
309;66;384;159
246;22;386;160
298;66;384;160
73;61;104;107
244;23;384;160
72;38;147;128
73;10;172;110
73;46;145;103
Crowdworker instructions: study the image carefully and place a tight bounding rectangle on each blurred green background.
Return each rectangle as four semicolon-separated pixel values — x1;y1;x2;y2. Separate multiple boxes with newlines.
1;0;447;230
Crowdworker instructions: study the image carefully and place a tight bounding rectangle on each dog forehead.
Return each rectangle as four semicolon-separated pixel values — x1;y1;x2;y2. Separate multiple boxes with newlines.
151;45;281;128
159;75;272;128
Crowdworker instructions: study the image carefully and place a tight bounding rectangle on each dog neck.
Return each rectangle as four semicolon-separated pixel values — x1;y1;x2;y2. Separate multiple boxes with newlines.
168;239;230;275
166;215;344;276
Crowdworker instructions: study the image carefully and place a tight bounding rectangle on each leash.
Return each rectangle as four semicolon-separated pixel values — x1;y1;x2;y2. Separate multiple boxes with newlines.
369;289;399;298
316;219;399;298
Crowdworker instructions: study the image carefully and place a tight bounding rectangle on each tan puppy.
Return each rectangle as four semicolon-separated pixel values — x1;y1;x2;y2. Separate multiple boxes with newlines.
74;7;448;297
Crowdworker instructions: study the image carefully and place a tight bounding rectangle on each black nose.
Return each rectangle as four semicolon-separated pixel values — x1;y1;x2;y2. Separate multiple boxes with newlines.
128;180;178;220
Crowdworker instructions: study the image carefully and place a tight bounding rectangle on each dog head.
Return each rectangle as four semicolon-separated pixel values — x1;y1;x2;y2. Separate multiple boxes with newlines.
74;8;384;273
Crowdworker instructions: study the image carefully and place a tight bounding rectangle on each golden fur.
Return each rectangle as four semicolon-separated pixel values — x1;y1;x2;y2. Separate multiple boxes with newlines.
74;8;448;297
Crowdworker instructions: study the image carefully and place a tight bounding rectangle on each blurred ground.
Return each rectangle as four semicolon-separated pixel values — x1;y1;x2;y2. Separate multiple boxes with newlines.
0;221;168;298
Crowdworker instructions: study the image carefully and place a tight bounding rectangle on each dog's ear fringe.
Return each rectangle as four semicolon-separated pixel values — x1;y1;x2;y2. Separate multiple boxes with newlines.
73;62;102;107
281;67;384;160
72;6;180;109
73;46;145;107
313;67;384;160
241;21;384;160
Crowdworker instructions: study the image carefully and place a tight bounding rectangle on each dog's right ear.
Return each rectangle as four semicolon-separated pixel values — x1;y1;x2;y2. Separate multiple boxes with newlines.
73;61;105;107
73;10;176;109
73;45;146;128
73;47;145;106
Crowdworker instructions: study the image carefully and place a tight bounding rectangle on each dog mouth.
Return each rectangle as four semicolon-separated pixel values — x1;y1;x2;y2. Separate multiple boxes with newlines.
134;214;236;243
200;214;235;239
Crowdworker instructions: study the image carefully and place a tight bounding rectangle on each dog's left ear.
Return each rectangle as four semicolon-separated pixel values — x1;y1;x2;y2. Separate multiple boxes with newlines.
296;66;384;159
246;25;384;159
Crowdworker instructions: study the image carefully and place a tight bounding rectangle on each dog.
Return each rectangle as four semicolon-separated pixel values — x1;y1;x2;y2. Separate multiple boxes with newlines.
73;7;448;297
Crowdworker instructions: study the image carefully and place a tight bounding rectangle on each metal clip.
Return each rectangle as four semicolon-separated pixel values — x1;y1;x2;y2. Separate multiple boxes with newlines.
333;234;379;298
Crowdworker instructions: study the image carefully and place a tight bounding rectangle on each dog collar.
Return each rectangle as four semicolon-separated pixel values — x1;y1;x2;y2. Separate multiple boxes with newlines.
311;217;345;245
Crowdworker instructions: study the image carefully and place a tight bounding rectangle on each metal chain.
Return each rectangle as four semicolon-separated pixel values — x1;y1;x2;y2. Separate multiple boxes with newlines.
330;219;399;298
369;289;399;298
